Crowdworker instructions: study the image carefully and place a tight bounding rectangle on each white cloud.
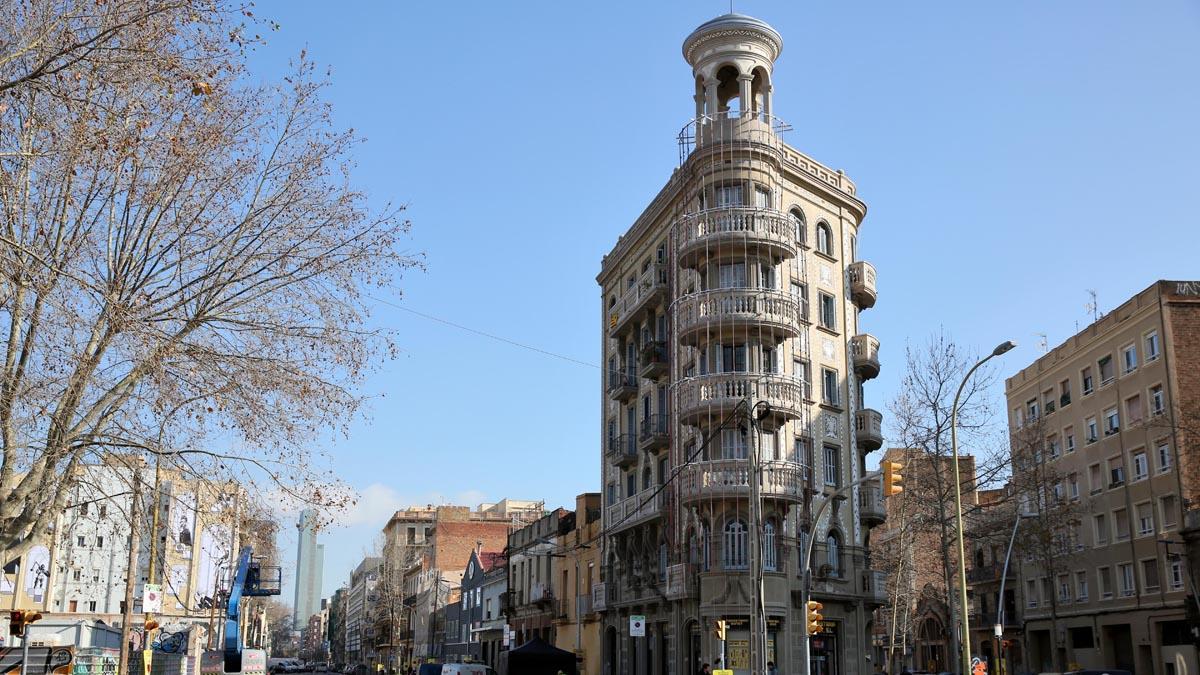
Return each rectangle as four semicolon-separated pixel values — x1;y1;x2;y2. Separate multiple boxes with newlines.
334;484;495;528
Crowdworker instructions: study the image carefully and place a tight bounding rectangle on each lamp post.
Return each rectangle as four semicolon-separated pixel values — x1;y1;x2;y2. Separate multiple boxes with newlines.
952;340;1016;675
994;509;1036;675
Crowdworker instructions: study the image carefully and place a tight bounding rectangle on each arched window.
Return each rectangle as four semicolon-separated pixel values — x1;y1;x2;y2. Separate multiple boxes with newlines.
642;467;652;491
763;521;778;571
816;222;834;256
826;531;841;577
790;209;806;245
723;519;748;570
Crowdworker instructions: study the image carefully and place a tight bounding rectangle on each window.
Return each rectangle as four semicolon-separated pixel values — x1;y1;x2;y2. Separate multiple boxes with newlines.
99;504;107;518
819;293;837;330
1146;331;1161;361
754;185;771;209
80;502;88;515
1123;344;1138;373
1170;559;1185;590
1089;463;1103;494
1151;385;1165;415
759;262;776;289
718;343;748;372
717;262;748;289
1076;571;1089;601
1065;427;1076;452
1157;441;1173;472
816;222;833;256
96;536;103;548
1082;367;1094;395
626;473;635;498
1060;379;1072;407
1114;507;1130;541
1104;408;1119;435
1126;394;1144;426
763;521;778;571
68;600;77;612
825;532;841;577
721;428;747;459
1109;456;1126;487
1026;399;1039;421
823;445;841;487
1059;574;1071;603
72;569;82;581
88;600;96;612
761;345;778;373
1053;482;1064;503
1099;567;1114;599
723;520;748;570
791;281;810;320
1048;435;1060;459
1099;355;1114;385
1136;502;1154;536
1141;559;1162;592
1026;579;1039;608
77;536;85;547
822;368;841;407
1118;563;1135;597
1093;513;1108;546
1133;451;1148;481
760;430;778;461
1086;417;1098;444
790;209;807;245
794;359;812;399
1068;473;1080;500
1161;495;1179;529
716;183;743;207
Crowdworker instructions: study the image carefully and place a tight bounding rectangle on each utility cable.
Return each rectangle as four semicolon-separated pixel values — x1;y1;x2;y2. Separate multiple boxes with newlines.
368;294;599;370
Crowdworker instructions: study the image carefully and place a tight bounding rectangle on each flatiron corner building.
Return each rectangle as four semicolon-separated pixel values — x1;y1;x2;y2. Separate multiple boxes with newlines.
596;13;885;675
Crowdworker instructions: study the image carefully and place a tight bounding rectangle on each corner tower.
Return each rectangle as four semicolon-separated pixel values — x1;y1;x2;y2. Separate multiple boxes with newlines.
597;13;881;675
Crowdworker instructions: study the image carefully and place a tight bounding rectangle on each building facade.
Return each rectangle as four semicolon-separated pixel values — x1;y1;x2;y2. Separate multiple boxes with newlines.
505;508;571;647
1004;280;1200;674
347;557;381;670
459;548;506;665
554;494;603;675
596;13;883;675
295;508;325;628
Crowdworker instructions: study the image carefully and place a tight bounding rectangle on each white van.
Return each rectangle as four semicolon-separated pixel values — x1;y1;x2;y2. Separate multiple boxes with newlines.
440;665;495;675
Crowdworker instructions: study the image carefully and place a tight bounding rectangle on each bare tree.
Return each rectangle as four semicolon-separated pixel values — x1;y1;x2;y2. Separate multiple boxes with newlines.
882;330;1012;667
0;0;421;555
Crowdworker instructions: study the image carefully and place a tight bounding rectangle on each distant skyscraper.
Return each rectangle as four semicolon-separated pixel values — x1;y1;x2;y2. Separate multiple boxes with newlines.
294;508;324;628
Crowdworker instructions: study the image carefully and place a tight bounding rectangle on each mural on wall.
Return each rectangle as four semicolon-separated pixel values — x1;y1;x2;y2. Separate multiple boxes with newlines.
24;546;50;602
195;524;230;610
168;564;190;610
173;492;196;557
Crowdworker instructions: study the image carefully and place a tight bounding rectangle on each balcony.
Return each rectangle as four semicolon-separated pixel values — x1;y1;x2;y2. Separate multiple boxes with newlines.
576;594;594;618
666;564;699;600
606;369;637;402
555;598;571;621
678;460;805;505
605;488;664;533
606;434;638;467
966;564;1017;584
638;414;669;452
675;207;798;270
856;408;883;452
639;341;668;379
859;480;886;527
848;261;877;309
864;569;888;607
676;373;804;426
609;263;668;337
850;334;881;381
676;289;800;347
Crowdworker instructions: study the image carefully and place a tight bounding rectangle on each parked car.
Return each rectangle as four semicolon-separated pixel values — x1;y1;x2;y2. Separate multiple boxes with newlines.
417;665;444;675
441;665;494;675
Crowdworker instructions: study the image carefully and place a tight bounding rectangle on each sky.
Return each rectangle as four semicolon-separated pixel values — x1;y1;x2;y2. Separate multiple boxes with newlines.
241;1;1200;602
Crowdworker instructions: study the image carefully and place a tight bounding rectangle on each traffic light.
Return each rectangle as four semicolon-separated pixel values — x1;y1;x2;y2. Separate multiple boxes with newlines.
883;460;904;496
713;619;727;641
9;610;42;637
805;600;824;635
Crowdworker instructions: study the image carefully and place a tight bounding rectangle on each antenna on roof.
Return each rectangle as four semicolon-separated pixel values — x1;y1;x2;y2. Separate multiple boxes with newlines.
1036;333;1048;353
1086;289;1102;322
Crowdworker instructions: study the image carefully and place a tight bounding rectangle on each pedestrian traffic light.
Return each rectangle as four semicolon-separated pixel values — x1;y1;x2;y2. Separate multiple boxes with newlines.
713;619;727;641
806;600;824;635
883;460;904;496
9;610;42;637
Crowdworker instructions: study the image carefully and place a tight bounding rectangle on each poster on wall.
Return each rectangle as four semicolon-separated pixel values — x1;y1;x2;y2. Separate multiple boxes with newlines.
173;492;197;558
24;545;50;602
195;524;230;609
169;564;190;609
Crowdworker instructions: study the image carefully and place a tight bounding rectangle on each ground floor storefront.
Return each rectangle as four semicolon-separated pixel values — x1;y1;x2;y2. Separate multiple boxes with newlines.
1023;609;1197;675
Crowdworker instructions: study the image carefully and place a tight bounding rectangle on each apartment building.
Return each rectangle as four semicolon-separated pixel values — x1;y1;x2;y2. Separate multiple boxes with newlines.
346;556;381;669
554;494;603;675
597;13;884;675
506;508;572;647
458;547;506;666
1005;280;1200;674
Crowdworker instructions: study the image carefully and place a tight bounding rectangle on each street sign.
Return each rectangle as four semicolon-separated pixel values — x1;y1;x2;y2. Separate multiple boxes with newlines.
630;615;645;637
142;584;162;613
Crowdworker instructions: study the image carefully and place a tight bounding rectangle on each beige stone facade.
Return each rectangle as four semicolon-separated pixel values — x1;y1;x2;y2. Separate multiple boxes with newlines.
596;13;883;675
553;494;604;675
1003;280;1200;674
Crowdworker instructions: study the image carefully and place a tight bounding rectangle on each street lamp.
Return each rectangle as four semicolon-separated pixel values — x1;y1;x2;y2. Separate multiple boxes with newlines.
994;508;1036;675
952;340;1016;675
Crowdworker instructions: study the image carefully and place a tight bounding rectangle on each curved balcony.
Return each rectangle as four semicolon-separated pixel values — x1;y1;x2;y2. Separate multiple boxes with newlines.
856;408;884;452
859;479;886;528
848;261;877;310
676;373;804;426
677;459;805;505
676;208;798;269
850;334;881;381
676;288;800;347
677;113;789;164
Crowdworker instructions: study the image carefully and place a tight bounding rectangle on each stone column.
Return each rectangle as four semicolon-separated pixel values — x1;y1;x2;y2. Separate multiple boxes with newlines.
738;73;754;118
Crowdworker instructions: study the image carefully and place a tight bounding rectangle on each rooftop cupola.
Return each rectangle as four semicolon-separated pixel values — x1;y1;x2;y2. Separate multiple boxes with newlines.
682;13;783;121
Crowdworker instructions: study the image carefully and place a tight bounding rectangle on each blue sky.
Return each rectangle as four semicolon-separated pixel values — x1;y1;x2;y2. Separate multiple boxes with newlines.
246;1;1200;601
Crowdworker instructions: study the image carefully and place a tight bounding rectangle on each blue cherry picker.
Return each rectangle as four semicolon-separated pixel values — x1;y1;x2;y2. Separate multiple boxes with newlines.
202;547;282;675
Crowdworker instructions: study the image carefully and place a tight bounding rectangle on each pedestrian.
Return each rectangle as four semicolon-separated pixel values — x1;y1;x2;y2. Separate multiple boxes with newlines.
700;663;711;675
767;660;778;675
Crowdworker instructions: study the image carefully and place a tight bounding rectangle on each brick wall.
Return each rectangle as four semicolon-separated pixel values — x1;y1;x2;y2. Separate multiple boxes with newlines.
433;520;511;582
